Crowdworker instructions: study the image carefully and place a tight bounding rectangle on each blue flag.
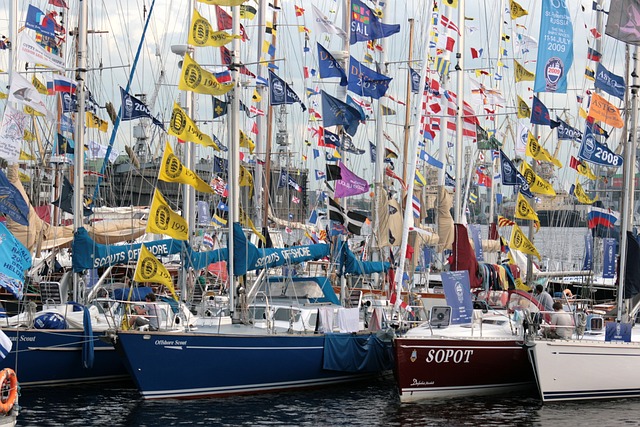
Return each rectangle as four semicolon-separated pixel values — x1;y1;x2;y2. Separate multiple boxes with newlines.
500;150;519;186
595;63;626;100
582;233;593;271
419;150;443;169
25;5;55;38
347;56;392;99
321;90;362;136
346;95;367;121
350;0;400;45
578;126;623;167
0;222;30;299
213;155;229;175
60;114;74;133
445;173;456;187
269;70;306;111
409;67;420;94
322;128;340;147
603;238;617;279
534;0;574;93
0;170;29;226
317;43;348;86
531;96;559;128
120;87;165;130
442;270;474;324
556;117;582;141
60;92;77;113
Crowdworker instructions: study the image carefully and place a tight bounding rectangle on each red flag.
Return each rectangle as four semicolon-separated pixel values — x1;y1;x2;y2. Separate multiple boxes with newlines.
385;167;407;190
49;0;69;7
294;5;305;16
590;28;601;38
215;5;232;30
251;122;258;135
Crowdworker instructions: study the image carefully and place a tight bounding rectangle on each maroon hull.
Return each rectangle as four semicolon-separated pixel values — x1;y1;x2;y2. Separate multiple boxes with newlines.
394;337;535;402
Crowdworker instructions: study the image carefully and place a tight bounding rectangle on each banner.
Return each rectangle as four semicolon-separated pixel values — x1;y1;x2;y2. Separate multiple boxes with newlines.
197;200;210;225
534;0;573;93
603;238;617;279
178;53;233;96
605;0;640;45
189;8;240;47
588;93;624;128
556;118;582;141
510;223;541;260
0;105;28;164
158;141;215;193
317;43;347;86
335;161;369;198
8;72;51;118
169;102;219;150
595;63;626;100
581;233;593;271
134;244;178;300
17;33;65;71
468;224;484;262
119;87;165;129
321;90;362;136
147;189;189;241
348;56;392;99
578;126;623;167
349;0;400;45
442;270;474;325
0;222;30;299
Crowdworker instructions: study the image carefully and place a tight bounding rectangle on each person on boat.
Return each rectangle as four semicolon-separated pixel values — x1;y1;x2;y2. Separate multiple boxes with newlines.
534;284;554;312
129;293;159;331
545;302;574;339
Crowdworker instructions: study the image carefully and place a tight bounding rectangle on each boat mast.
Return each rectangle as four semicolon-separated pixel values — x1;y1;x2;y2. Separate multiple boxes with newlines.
400;20;415;187
254;0;268;232
453;0;465;222
73;0;88;303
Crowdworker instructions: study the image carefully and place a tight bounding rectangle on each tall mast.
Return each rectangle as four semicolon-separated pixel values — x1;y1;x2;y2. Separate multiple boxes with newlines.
453;0;465;222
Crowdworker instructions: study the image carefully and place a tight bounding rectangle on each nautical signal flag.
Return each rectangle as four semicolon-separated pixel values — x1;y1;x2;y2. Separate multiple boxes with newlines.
134;244;178;300
509;0;528;18
497;215;516;227
585;66;596;81
147;189;188;241
468;192;478;204
587;47;602;62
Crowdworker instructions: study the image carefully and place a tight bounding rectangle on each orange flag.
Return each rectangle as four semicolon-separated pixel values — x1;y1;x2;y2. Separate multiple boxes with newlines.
588;93;624;128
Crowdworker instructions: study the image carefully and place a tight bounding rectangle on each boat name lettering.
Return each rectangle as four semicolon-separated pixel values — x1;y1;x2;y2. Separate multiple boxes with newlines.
410;379;434;387
19;336;36;342
425;349;473;364
155;339;186;346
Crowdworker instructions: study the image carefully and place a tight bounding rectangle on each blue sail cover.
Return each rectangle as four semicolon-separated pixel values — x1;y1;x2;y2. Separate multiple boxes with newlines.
323;333;393;372
337;240;390;275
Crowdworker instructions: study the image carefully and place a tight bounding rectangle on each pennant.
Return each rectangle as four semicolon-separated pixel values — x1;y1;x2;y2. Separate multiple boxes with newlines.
179;53;233;96
321;90;362;136
147;189;189;240
239;165;254;197
588;93;624;128
120;87;165;130
572;180;597;204
525;132;562;167
169;102;220;150
87;140;119;163
86;111;108;132
239;130;255;154
311;5;347;38
49;0;69;7
510;223;541;260
347;56;392;99
595;63;626;101
556;118;582;141
419;150;444;169
514;60;535;82
32;76;49;95
534;0;573;93
570;155;597;180
239;206;266;243
520;162;556;196
158;141;215;193
585;66;596;81
509;0;528;18
269;70;306;111
189;8;240;47
516;96;530;119
317;43;348;86
197;0;247;6
349;0;400;45
578;126;623;167
530;96;559;128
134;244;178;300
515;193;539;223
605;0;640;45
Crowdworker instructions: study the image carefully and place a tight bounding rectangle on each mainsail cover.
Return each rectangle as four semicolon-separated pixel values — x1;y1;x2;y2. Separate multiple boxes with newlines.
450;223;482;288
337;240;390;275
437;186;454;252
623;231;640;299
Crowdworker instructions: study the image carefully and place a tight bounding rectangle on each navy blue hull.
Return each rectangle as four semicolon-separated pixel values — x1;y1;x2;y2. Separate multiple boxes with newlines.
0;328;128;386
115;331;389;399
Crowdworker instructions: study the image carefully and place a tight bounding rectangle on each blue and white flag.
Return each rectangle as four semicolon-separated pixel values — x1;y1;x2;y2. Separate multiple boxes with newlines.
120;87;165;130
269;70;306;111
216;200;229;212
469;224;484;262
60;92;77;113
60;114;74;133
582;233;593;271
321;90;362;136
500;150;519;186
412;195;421;218
445;173;456;187
315;170;326;181
350;0;400;45
578;126;623;168
603;237;617;279
0;222;30;299
346;95;367;121
534;0;574;93
197;201;211;225
0;169;29;226
442;270;474;325
317;43;347;86
556;118;582;141
409;67;420;94
595;63;626;101
347;56;392;99
419;150;444;169
213;155;228;175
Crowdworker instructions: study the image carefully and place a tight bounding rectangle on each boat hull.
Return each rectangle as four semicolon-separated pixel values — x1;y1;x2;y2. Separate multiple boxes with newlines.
528;339;640;402
394;337;534;402
0;328;128;386
114;330;389;399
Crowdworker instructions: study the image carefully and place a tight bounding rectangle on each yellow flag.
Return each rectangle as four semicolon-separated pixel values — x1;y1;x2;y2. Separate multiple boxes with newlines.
573;180;597;204
189;8;240;48
239;206;266;243
579;107;588;119
239;165;254;197
414;170;427;187
252;89;262;103
134;244;178;300
179;53;234;96
169;102;220;150
18;172;30;182
147;189;189;240
515;193;539;222
510;223;541;260
197;0;247;6
520;162;556;196
23;129;35;142
158;141;215;193
514;60;535;82
86;111;108;132
525;132;562;167
516;96;530;119
32;76;48;95
0;92;7;100
19;150;35;161
239;130;255;154
574;158;597;180
240;4;257;19
442;0;458;7
24;105;44;117
509;0;528;18
588;93;624;129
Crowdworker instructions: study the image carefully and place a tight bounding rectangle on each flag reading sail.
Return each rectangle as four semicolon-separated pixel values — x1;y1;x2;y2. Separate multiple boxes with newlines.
347;56;392;99
147;189;189;241
534;0;574;93
134;244;178;300
350;0;400;45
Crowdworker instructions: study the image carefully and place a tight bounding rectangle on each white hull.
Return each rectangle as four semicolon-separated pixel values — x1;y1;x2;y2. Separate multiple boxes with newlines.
528;339;640;402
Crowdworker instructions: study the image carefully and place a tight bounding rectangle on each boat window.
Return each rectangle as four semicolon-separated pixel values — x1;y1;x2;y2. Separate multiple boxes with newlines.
273;308;301;322
249;307;267;320
308;312;318;329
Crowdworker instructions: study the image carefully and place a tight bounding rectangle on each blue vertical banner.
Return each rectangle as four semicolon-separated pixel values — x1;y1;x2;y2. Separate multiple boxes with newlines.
442;271;474;324
603;237;617;279
469;224;484;262
534;0;574;93
582;233;593;271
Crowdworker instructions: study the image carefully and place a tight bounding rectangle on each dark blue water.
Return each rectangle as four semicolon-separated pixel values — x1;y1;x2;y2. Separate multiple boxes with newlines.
14;376;640;426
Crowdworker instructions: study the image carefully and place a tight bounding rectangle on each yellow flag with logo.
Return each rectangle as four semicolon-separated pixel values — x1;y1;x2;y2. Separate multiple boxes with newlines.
442;0;458;7
24;105;44;117
252;89;262;103
23;129;35;142
516;96;530;119
169;102;220;150
32;76;48;95
239;165;254;197
514;60;535;82
179;53;234;96
520;162;556;196
86;111;108;132
510;223;541;260
188;8;240;48
19;150;35;161
573;157;597;180
525;132;562;167
509;0;528;18
197;0;247;6
19;172;30;182
573;180;597;204
239;130;255;154
147;189;189;240
158;141;215;193
239;206;266;243
134;244;178;300
515;193;539;222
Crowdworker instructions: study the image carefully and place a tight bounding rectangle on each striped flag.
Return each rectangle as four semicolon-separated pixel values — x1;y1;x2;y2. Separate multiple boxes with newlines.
412;195;421;218
497;215;516;227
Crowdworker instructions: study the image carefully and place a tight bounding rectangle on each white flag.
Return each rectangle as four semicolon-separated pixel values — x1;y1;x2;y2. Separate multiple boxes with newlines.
0;105;28;164
515;33;538;55
311;5;347;39
17;33;65;71
8;72;52;118
516;121;529;157
87;140;119;163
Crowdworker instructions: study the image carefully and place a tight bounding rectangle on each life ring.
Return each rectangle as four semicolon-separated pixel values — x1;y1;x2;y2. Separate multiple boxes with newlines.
0;368;17;414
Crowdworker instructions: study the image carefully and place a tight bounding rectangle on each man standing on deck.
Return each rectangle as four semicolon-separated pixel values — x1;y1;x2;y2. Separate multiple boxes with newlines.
534;284;554;312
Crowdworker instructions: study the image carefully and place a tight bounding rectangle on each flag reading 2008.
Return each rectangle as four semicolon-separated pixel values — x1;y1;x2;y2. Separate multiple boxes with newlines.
534;0;574;93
